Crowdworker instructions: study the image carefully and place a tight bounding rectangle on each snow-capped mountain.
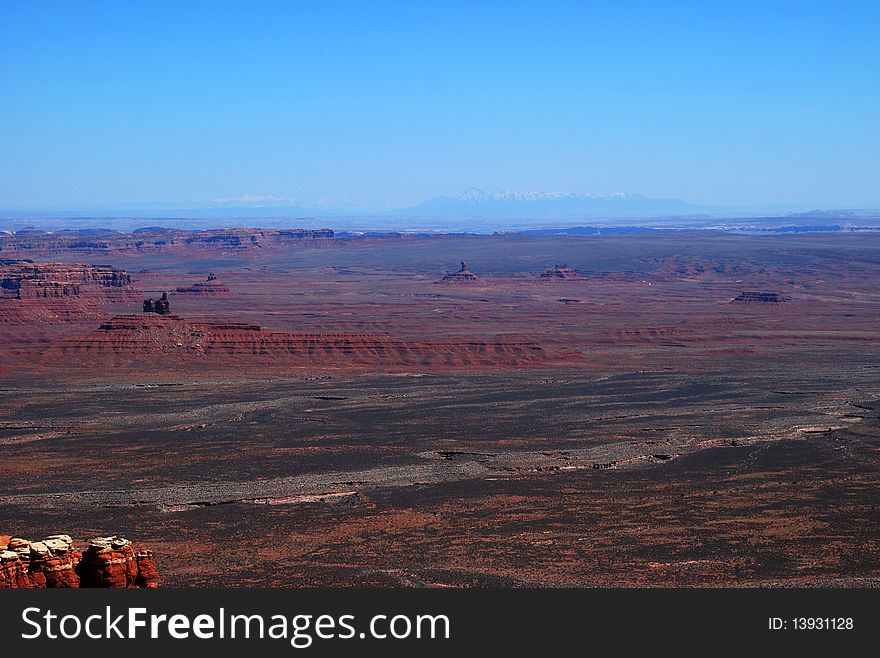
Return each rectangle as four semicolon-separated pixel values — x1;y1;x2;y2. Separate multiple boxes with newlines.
399;188;697;218
454;187;491;202
453;188;650;202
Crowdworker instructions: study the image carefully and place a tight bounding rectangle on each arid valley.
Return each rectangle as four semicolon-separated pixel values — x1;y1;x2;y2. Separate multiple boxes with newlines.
2;229;879;587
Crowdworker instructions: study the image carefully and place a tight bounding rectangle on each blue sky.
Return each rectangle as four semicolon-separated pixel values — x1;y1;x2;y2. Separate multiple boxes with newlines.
1;1;878;210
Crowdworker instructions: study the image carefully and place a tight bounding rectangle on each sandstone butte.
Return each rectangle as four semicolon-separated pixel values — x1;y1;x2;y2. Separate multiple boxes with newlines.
0;534;158;588
540;263;581;279
143;291;171;314
44;313;556;369
437;261;483;286
174;272;231;296
1;260;133;297
0;260;138;323
0;265;569;371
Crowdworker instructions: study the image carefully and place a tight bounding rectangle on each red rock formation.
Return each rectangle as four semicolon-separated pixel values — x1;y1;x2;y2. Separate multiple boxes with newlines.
143;291;171;314
0;534;157;588
44;313;558;370
0;260;138;324
16;280;83;299
35;537;82;588
0;536;82;588
1;260;132;294
1;545;32;588
175;272;231;296
78;537;139;588
540;263;581;279
438;261;483;286
136;550;159;588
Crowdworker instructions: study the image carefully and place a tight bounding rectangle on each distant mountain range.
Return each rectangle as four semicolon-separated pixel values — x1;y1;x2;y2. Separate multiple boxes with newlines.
2;188;879;233
397;188;699;219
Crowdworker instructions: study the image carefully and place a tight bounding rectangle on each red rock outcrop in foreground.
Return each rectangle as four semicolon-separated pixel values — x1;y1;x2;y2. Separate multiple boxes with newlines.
0;534;158;588
44;314;555;369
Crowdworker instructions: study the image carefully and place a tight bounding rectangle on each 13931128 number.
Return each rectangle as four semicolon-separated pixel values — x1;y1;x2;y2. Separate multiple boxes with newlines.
791;617;853;630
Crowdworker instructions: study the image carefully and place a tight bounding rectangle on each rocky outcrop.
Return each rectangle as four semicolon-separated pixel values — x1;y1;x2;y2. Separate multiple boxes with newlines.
78;537;156;588
135;549;159;587
15;280;82;299
438;261;483;286
143;292;171;314
31;536;81;587
0;260;134;312
540;263;581;279
0;534;157;588
175;272;231;296
732;291;785;304
1;261;133;299
44;313;558;370
0;261;139;325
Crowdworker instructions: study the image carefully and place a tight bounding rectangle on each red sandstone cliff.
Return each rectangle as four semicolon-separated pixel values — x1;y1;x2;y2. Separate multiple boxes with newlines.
42;313;556;370
0;260;139;325
0;534;158;588
1;260;133;294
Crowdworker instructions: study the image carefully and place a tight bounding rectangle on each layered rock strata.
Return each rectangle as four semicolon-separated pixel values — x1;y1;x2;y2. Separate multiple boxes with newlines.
1;261;132;297
45;314;553;369
0;534;157;588
0;261;138;323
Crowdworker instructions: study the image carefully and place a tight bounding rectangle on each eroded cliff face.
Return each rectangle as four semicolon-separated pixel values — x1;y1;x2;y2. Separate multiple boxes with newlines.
0;260;139;325
43;313;558;370
1;260;133;295
0;534;158;588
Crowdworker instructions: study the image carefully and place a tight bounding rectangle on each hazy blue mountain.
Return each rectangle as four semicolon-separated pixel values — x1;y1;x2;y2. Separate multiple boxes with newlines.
3;189;878;234
398;188;700;218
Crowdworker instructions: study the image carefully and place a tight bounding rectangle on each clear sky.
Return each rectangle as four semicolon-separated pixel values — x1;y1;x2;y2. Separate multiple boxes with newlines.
1;0;878;211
